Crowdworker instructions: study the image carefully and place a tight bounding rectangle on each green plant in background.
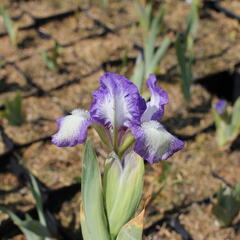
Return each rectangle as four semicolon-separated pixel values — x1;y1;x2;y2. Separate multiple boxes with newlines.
212;98;240;147
120;48;129;74
175;0;199;103
29;174;52;240
0;91;23;126
0;174;52;240
159;161;171;183
213;183;240;227
0;6;18;47
132;3;171;92
41;41;62;71
99;0;108;11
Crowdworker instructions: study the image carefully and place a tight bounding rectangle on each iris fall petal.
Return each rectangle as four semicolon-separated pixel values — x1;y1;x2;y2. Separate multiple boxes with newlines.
52;109;94;147
132;120;184;163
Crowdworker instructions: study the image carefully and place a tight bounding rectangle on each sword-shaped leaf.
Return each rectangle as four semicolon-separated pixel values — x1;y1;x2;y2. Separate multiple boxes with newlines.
116;209;145;240
0;6;18;46
81;140;110;240
0;206;51;240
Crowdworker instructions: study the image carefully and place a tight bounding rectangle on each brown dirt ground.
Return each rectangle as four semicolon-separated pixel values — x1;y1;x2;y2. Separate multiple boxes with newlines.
0;0;240;239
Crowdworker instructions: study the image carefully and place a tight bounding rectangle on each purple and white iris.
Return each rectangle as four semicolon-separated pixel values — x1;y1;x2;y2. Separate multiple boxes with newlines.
52;72;184;163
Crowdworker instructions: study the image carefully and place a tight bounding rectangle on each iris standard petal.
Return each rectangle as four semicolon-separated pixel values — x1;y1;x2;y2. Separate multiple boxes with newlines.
52;109;94;147
132;121;184;163
141;75;168;122
90;72;146;131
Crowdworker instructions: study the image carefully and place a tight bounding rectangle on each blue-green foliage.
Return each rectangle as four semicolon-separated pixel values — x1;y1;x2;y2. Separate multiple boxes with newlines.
175;0;199;102
81;140;110;240
0;6;18;46
0;91;23;126
99;0;108;11
213;183;240;227
0;174;51;240
132;3;170;92
212;98;240;147
41;41;62;71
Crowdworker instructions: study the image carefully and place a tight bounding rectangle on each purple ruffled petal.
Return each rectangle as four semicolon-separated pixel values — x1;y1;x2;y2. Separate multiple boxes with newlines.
90;72;146;131
141;75;169;123
213;100;227;115
132;121;184;164
52;109;94;147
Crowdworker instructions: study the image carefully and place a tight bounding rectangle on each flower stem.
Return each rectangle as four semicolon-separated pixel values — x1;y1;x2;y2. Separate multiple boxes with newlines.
113;127;118;153
117;135;135;157
93;124;112;150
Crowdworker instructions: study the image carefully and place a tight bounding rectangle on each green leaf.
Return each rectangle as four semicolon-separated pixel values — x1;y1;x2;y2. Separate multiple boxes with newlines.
121;48;129;69
134;3;152;37
175;34;192;103
230;97;240;139
212;108;229;146
20;220;51;240
147;37;170;77
133;4;168;92
41;50;58;71
144;7;165;72
1;91;23;126
212;98;240;147
103;152;144;239
213;184;240;227
81;140;110;240
175;0;198;103
29;174;50;240
93;123;112;149
0;206;51;240
0;6;18;46
116;209;144;240
159;161;171;183
54;41;62;56
80;203;92;240
99;0;108;11
130;53;145;92
186;0;199;39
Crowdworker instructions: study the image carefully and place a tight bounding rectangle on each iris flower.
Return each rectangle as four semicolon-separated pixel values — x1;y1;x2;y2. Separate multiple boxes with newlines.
52;72;184;163
213;99;227;115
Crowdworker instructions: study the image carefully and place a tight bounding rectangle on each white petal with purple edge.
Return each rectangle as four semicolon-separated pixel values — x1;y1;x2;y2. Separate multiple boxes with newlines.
52;109;93;147
141;75;168;123
133;121;184;163
90;72;146;131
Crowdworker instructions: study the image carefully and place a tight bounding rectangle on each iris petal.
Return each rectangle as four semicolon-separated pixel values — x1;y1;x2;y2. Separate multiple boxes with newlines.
213;99;227;115
52;109;94;147
141;75;168;122
90;72;146;131
132;121;184;163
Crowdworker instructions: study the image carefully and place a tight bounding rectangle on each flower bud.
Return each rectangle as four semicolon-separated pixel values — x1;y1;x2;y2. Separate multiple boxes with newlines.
103;151;144;238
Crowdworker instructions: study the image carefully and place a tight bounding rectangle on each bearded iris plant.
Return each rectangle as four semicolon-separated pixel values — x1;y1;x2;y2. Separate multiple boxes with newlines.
212;98;240;147
52;72;184;240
